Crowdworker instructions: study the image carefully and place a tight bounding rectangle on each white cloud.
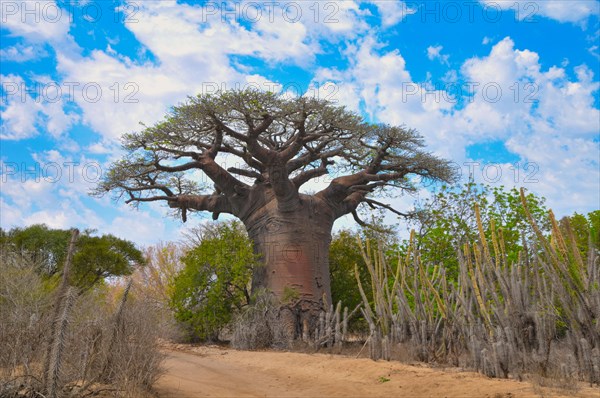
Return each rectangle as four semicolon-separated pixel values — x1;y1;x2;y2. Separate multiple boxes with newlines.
369;1;416;27
0;94;41;140
0;43;48;62
0;0;376;146
0;198;23;229
42;0;365;143
452;37;598;214
118;1;339;65
0;150;106;227
0;172;54;212
313;36;460;158
300;1;370;37
503;135;599;216
87;140;118;155
23;209;74;229
54;49;194;142
42;101;80;138
427;45;450;65
104;207;168;246
0;74;79;140
0;148;176;244
313;35;599;217
480;1;599;25
460;38;599;138
0;0;71;43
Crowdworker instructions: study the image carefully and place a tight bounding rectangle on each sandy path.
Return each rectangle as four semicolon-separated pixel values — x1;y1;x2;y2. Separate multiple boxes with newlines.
155;346;598;398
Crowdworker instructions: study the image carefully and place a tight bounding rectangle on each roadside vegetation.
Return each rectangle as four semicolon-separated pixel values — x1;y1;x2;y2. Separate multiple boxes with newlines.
1;182;598;396
0;228;163;397
160;182;600;388
355;187;599;387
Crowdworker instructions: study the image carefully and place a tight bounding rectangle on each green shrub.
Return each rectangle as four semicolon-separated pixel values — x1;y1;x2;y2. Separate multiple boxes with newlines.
169;221;259;341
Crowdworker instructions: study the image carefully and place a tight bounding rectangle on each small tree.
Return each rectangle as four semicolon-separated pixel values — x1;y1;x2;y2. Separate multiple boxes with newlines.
169;220;259;341
1;224;145;290
134;242;185;308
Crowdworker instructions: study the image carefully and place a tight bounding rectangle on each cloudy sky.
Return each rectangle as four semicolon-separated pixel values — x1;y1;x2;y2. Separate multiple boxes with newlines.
1;0;599;245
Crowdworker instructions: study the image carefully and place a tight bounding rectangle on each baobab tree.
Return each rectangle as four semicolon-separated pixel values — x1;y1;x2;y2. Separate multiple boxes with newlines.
95;90;454;339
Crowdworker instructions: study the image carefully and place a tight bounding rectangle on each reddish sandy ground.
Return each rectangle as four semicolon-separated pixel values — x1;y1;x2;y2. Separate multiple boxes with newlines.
155;345;599;398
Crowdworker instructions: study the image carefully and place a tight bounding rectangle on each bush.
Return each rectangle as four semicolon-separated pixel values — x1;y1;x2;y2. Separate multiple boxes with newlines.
169;220;259;341
0;250;52;380
0;246;164;397
230;289;282;350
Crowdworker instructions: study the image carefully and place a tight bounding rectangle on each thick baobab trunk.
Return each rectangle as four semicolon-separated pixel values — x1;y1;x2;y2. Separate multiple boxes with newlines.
243;194;335;341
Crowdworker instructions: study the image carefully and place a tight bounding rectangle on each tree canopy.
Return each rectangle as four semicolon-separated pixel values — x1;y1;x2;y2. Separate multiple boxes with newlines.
0;224;144;289
403;183;551;280
94;89;455;226
169;220;259;341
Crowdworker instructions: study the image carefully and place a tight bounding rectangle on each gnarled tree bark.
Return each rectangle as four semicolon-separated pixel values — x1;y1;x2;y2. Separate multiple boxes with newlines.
242;193;334;339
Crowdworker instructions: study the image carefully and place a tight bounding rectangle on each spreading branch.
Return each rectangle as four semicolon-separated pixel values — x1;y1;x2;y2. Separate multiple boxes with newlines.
94;89;455;225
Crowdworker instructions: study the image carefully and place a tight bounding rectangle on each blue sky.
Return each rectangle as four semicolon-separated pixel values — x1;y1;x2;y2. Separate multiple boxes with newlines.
1;0;599;246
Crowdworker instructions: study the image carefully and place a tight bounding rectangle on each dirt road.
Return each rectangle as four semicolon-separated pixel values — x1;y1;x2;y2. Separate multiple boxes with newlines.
155;346;598;398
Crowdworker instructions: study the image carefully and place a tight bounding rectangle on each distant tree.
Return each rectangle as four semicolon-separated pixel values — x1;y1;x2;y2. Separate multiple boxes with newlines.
169;220;259;341
408;183;549;279
1;224;144;289
95;89;455;338
559;210;600;261
131;242;185;308
590;210;600;248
